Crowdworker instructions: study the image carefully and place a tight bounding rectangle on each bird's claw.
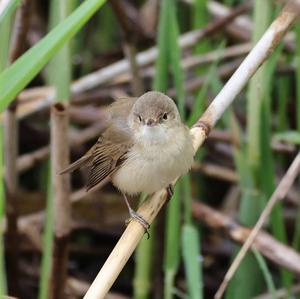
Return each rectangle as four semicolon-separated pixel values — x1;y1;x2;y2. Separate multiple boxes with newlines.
126;209;150;239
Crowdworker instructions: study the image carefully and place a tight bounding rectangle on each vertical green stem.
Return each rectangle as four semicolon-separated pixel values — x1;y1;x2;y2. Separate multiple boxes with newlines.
158;2;184;298
247;0;272;174
164;184;181;299
133;223;156;299
0;11;11;297
252;250;276;299
38;167;54;299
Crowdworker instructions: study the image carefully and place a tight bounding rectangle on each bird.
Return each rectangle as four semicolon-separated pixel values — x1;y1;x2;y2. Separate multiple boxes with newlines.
61;91;194;232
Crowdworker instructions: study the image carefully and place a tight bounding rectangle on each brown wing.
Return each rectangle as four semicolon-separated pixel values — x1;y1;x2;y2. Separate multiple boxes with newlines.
61;97;136;188
60;151;93;174
86;98;136;190
86;134;131;191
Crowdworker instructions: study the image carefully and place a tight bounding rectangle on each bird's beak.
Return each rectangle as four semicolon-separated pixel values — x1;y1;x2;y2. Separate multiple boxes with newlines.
145;119;155;126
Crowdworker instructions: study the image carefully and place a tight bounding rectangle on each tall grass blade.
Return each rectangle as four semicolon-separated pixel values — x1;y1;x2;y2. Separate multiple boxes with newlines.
187;41;225;127
133;224;156;299
247;0;272;172
155;2;184;299
38;167;54;299
164;183;181;299
227;111;263;299
153;0;169;93
182;224;203;299
252;249;276;299
193;0;210;55
0;9;12;296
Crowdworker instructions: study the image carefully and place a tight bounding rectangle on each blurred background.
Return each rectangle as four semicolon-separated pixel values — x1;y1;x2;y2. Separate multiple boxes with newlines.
0;0;300;298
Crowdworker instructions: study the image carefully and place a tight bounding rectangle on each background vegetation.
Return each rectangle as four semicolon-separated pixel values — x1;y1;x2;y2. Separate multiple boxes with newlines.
0;0;299;298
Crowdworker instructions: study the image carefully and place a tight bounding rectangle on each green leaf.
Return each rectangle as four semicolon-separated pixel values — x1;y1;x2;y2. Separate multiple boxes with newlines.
38;162;54;299
0;0;106;111
164;183;181;272
253;249;276;299
182;224;203;299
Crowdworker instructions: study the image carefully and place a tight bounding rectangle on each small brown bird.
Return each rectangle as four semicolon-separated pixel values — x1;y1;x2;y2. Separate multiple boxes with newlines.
61;91;194;230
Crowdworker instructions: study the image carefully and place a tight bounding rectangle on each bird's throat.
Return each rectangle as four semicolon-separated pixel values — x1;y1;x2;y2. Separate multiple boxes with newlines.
136;125;169;146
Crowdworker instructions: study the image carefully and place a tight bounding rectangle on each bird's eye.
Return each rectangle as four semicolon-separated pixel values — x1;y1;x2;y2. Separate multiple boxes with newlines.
138;115;142;122
162;113;168;120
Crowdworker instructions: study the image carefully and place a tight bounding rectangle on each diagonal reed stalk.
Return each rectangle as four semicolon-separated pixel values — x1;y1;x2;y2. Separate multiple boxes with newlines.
82;2;299;298
214;151;300;299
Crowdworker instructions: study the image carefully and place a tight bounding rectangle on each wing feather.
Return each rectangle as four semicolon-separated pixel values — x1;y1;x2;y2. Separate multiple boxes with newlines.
60;153;93;174
86;131;132;191
61;97;136;190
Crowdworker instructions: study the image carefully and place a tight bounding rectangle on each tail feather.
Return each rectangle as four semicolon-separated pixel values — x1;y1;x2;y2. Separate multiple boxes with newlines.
60;154;92;174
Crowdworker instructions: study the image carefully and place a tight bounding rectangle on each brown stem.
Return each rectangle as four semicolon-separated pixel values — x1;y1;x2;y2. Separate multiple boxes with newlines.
9;0;31;62
4;0;31;296
4;110;19;296
109;0;145;96
123;43;145;96
50;103;71;299
109;0;152;43
192;162;238;183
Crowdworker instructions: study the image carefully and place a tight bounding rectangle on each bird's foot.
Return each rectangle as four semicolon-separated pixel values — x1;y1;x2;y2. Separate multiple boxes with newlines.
166;184;174;202
125;209;150;239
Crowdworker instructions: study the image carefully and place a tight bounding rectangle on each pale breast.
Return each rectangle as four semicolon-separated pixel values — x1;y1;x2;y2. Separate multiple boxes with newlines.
111;127;194;195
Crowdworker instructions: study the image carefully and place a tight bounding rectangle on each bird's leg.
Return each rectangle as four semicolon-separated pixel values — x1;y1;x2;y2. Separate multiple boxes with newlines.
166;184;174;202
122;193;150;238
